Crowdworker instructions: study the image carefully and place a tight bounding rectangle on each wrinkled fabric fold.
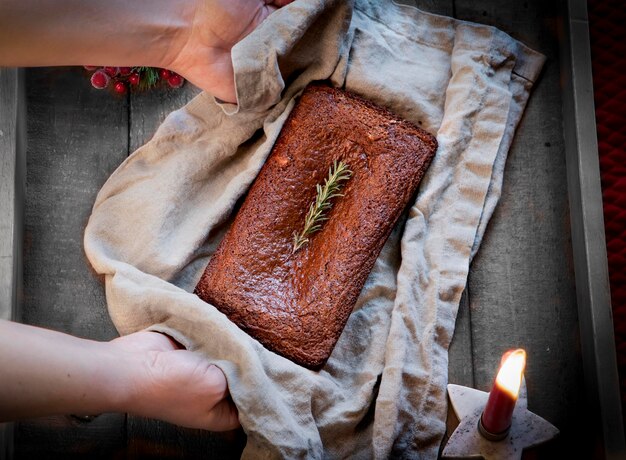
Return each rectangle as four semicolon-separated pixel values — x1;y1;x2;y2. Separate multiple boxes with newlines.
84;0;544;458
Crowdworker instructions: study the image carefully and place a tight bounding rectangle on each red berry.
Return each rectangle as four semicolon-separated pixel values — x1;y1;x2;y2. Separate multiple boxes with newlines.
90;70;110;89
159;68;171;79
118;67;132;76
104;66;119;77
167;73;184;89
113;81;127;94
83;65;99;71
128;73;140;86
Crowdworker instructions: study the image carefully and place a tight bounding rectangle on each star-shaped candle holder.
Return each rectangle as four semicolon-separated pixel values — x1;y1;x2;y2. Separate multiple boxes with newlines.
443;381;559;459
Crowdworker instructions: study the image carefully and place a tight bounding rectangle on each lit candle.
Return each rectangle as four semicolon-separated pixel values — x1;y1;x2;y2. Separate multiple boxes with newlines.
478;349;527;441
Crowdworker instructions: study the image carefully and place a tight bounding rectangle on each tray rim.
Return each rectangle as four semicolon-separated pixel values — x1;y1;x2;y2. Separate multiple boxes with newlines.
560;0;625;456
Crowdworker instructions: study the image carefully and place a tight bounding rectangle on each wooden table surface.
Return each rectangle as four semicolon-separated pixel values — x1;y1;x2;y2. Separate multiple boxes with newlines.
2;0;592;458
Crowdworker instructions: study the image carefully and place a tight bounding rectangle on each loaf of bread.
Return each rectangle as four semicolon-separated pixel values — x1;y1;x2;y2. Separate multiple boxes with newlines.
195;84;437;368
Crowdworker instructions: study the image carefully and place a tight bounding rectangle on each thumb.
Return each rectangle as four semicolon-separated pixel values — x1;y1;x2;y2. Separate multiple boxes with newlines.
205;397;240;431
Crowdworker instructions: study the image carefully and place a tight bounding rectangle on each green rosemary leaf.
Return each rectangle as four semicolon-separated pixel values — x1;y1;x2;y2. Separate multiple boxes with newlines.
292;160;352;253
136;67;159;90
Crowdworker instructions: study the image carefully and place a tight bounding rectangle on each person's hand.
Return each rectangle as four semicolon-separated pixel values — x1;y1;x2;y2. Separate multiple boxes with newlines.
0;320;238;430
0;0;295;103
166;0;295;102
110;330;240;431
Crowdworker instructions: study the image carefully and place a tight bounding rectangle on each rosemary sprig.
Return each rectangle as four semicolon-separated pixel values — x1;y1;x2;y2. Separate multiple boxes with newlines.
293;160;352;253
135;66;159;90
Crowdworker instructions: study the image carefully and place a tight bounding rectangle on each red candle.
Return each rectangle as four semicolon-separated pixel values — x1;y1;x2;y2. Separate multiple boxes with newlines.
479;349;527;440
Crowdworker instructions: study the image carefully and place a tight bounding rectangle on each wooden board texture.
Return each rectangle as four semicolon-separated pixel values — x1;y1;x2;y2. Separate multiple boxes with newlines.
14;67;127;459
9;0;587;458
0;68;22;323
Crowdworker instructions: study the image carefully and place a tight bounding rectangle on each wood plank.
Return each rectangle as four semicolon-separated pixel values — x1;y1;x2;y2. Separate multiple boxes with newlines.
127;418;246;460
128;82;200;152
447;290;475;387
14;414;126;460
20;67;126;339
560;0;625;456
14;67;129;458
0;67;25;460
0;68;24;323
453;0;587;457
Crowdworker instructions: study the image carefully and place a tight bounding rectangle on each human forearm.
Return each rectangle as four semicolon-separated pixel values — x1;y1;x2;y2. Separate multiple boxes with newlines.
0;319;132;420
0;0;195;68
0;321;239;430
0;0;296;102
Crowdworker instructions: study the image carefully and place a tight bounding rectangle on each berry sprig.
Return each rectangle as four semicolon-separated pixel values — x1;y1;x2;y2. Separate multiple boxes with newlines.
85;66;185;94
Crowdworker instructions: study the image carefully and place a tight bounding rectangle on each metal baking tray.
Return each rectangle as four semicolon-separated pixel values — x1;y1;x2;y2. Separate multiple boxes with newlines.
1;0;625;457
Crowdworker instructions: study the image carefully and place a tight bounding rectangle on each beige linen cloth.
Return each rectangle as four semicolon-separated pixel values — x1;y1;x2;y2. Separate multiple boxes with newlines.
84;0;545;458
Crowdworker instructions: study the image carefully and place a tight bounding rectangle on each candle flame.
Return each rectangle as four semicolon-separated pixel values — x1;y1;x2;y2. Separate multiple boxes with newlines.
495;349;526;398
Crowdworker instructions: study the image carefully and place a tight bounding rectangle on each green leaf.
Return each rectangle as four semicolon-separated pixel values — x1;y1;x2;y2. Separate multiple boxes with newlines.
292;160;352;253
135;67;160;90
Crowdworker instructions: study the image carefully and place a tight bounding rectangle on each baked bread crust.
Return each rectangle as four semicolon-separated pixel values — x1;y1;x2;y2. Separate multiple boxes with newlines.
195;84;437;368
